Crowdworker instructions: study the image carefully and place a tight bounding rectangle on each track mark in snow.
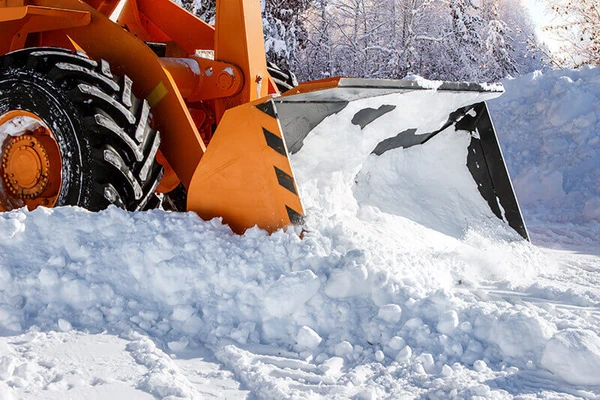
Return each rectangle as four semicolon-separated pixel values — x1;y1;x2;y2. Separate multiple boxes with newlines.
461;247;600;327
215;344;344;398
125;336;201;399
473;287;600;314
171;346;250;399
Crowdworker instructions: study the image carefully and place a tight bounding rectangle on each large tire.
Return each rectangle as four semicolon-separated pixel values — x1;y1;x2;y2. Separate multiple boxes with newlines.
0;48;162;211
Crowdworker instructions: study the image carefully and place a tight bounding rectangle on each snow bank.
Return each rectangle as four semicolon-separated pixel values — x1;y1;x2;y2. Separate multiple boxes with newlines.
489;67;600;246
0;206;544;348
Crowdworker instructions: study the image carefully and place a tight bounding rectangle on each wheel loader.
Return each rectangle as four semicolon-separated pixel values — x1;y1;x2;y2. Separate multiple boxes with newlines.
0;0;529;240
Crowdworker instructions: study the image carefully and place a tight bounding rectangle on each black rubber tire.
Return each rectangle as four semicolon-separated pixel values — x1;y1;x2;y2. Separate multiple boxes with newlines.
161;183;188;212
0;48;163;211
267;61;298;93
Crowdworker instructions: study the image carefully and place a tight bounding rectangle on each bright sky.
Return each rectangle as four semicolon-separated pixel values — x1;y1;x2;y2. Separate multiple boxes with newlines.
523;0;563;53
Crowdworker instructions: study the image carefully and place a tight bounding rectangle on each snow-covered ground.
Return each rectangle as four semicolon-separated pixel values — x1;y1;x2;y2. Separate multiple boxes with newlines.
0;68;599;399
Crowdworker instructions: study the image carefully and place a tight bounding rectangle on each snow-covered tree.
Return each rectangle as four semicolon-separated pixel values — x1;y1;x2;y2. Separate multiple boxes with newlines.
542;0;600;67
262;0;312;71
300;0;337;78
296;0;543;82
178;0;216;22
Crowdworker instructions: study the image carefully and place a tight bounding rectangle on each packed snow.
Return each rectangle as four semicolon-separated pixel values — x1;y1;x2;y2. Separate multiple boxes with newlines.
0;68;599;399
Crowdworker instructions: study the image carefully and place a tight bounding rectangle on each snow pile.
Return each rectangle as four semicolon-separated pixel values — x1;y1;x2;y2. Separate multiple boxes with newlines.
541;329;600;386
0;206;551;398
489;67;600;246
0;73;599;398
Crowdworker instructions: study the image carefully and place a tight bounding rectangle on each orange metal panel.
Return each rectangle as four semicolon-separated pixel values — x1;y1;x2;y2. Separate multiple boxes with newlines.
0;5;28;20
4;0;26;6
83;0;120;16
112;0;151;41
159;58;202;99
1;5;90;23
213;0;271;120
135;0;214;54
108;0;214;54
0;6;90;52
187;98;304;234
281;77;343;97
155;150;180;193
0;21;21;54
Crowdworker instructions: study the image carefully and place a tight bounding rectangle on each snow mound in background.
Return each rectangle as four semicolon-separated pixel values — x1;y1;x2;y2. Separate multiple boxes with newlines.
489;67;600;233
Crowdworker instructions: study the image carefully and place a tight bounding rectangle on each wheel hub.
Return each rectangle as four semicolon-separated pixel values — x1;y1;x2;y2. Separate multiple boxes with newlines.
0;111;62;211
2;131;51;199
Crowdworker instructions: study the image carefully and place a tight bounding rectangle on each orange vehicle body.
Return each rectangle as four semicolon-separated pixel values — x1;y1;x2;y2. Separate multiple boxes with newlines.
0;0;321;232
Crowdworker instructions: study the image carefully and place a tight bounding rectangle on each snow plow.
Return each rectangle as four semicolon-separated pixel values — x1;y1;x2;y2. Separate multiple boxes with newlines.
0;0;528;239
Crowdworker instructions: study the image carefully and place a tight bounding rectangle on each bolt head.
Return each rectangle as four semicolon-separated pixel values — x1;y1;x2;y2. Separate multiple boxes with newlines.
218;72;234;90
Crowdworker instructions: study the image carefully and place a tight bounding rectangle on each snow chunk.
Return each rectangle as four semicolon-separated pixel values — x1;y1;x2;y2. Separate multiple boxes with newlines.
418;353;435;372
321;357;344;378
395;346;412;362
483;311;555;358
0;216;25;240
377;304;402;324
0;116;43;142
388;336;406;351
541;329;600;386
437;310;459;336
171;305;195;322
441;364;453;377
513;168;566;206
473;360;488;372
0;356;16;380
296;326;322;351
0;267;10;292
334;341;353;358
264;270;320;318
126;337;199;398
167;337;189;352
324;259;370;299
57;319;72;332
402;75;443;89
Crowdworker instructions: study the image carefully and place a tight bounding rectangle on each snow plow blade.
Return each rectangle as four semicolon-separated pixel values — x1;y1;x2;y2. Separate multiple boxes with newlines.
275;78;529;240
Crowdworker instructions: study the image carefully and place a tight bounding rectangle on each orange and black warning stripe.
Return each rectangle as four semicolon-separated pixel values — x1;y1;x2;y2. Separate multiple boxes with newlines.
257;99;305;226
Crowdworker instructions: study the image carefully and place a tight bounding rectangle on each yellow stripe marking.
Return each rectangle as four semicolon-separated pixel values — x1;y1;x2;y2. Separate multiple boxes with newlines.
147;81;168;107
